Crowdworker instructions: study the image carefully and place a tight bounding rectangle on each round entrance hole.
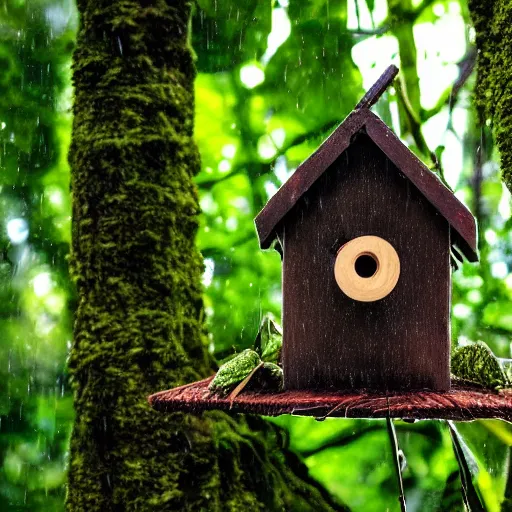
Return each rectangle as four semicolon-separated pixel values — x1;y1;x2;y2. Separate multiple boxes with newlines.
354;254;378;278
334;236;400;302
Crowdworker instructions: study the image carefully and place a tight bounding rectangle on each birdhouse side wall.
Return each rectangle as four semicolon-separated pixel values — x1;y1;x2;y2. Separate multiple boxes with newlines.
281;134;451;391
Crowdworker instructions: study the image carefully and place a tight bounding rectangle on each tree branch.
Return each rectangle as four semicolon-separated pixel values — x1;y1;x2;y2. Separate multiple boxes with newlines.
421;48;477;121
197;120;339;190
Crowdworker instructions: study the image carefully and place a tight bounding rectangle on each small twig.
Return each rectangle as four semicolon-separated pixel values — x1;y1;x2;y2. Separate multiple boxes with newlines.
228;362;264;406
315;400;348;421
394;78;451;189
365;0;376;29
394;78;428;153
421;48;477;121
354;0;361;31
301;425;385;458
348;25;389;36
197;120;339;191
450;47;477;112
355;65;399;110
451;246;464;263
387;398;407;512
471;126;486;239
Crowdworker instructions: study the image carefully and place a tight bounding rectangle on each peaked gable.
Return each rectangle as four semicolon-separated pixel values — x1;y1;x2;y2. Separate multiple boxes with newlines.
254;107;478;262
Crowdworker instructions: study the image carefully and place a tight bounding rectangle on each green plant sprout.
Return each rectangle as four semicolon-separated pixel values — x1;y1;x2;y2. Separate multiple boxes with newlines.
209;315;283;396
451;341;510;390
211;320;512;396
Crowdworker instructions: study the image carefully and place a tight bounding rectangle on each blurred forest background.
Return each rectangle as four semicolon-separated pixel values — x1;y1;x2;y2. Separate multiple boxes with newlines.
0;0;511;510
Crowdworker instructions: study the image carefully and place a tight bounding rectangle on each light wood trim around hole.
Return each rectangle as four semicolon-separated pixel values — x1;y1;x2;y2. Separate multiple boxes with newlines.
334;235;400;302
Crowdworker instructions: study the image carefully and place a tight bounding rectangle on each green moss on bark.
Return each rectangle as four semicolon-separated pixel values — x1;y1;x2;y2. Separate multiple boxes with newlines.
66;1;341;510
469;0;512;192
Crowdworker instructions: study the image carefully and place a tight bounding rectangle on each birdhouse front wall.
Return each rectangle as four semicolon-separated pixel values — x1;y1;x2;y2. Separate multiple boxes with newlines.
281;134;451;392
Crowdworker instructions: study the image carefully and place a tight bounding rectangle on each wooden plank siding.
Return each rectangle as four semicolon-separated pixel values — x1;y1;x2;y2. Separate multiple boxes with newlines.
281;134;451;391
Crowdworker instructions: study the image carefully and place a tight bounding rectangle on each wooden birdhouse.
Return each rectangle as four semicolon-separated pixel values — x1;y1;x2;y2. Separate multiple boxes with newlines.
254;65;478;393
150;65;512;423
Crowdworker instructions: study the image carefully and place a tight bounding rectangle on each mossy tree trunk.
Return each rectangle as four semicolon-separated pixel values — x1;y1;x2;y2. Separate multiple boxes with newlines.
66;1;341;510
468;0;512;192
469;3;512;508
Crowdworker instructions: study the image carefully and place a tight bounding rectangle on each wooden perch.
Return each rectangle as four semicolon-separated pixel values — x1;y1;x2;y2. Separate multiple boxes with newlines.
148;377;512;422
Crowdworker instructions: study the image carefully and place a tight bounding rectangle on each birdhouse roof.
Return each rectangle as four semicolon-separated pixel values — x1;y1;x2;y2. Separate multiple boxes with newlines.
254;66;478;262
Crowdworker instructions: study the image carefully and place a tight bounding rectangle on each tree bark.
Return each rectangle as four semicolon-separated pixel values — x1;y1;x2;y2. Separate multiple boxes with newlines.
468;0;512;192
65;1;341;510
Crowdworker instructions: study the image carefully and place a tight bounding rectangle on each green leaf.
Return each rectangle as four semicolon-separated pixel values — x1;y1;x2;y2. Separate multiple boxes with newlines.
365;0;375;12
209;349;261;394
455;421;509;509
254;314;282;363
482;302;512;332
262;2;362;131
448;421;487;512
193;1;272;73
451;341;508;389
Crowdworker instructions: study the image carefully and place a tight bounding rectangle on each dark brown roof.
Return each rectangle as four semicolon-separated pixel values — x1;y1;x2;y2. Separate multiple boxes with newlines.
148;376;512;422
254;68;478;262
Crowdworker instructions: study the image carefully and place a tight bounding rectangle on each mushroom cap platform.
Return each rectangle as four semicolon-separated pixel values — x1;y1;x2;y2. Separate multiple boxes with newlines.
148;377;512;422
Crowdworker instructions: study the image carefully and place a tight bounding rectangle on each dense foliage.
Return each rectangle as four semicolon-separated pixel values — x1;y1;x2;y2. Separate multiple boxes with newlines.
0;0;511;510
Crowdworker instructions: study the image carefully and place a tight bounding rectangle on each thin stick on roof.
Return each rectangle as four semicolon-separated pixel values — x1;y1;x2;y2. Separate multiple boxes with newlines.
355;64;399;110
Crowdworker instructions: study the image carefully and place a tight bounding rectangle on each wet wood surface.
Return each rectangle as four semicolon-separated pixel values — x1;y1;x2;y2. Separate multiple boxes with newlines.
254;108;477;261
281;134;451;391
355;64;399;110
148;377;512;422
